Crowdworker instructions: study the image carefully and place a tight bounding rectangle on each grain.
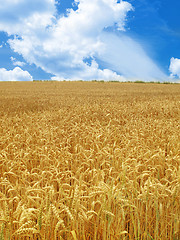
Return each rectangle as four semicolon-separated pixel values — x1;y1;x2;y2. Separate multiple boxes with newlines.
0;82;179;239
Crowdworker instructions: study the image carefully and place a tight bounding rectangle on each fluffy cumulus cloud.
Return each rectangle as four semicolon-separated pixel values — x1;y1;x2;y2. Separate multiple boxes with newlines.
169;57;180;78
0;0;56;35
0;67;33;81
0;0;167;81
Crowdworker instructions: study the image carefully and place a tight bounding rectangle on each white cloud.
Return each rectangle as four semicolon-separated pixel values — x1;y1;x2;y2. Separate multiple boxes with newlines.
0;0;167;81
0;44;3;48
51;60;126;81
0;0;56;35
169;57;180;78
98;32;167;81
7;0;132;80
0;67;33;81
10;56;26;67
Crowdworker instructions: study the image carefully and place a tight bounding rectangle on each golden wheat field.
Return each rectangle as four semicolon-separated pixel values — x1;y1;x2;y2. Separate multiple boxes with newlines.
0;81;179;240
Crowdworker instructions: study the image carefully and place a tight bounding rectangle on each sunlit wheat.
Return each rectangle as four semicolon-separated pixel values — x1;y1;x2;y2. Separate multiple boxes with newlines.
0;81;179;240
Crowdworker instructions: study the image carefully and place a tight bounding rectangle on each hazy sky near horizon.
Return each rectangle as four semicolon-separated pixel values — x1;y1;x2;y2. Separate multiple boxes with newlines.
0;0;180;82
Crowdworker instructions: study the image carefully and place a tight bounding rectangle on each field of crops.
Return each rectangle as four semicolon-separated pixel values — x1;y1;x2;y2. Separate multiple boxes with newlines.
0;81;179;240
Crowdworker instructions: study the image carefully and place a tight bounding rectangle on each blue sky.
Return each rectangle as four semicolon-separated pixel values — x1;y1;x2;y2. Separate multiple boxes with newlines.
0;0;180;81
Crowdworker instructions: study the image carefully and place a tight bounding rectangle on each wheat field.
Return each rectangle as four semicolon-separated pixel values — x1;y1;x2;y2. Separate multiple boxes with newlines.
0;81;179;240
